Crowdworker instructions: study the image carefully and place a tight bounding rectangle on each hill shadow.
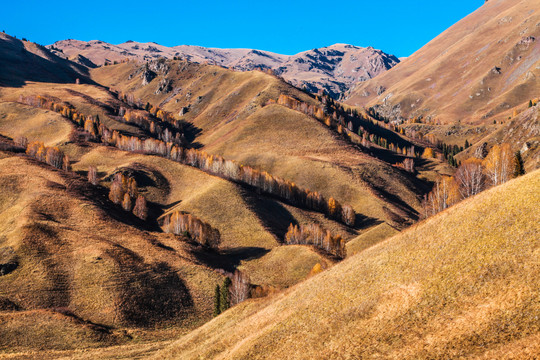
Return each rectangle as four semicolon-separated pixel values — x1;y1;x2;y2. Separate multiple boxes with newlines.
192;246;270;273
239;188;298;241
0;35;96;88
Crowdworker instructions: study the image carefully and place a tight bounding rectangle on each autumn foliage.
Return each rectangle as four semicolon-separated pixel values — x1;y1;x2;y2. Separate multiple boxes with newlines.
18;94;355;225
423;143;521;218
88;166;98;185
26;141;69;170
162;211;221;249
284;223;346;259
108;172;148;220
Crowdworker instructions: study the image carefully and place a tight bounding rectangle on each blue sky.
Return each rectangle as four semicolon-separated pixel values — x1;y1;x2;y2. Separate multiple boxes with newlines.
2;0;484;57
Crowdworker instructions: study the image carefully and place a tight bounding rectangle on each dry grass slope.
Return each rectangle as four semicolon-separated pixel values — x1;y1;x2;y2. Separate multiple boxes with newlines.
92;61;425;228
155;170;540;360
0;153;223;353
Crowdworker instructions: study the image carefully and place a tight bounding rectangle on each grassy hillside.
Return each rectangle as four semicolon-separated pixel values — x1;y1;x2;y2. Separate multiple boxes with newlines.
348;0;539;124
0;152;223;353
92;60;425;227
155;170;540;359
346;0;539;163
0;33;90;87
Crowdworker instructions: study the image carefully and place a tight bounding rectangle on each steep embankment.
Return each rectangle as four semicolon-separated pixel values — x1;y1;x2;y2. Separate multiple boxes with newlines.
156;170;540;359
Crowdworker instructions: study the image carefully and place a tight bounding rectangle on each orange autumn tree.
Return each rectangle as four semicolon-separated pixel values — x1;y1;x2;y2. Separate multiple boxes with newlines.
133;195;148;220
284;223;346;259
423;176;460;217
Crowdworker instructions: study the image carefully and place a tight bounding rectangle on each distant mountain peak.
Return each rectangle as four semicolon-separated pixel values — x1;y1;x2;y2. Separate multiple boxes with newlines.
48;40;399;98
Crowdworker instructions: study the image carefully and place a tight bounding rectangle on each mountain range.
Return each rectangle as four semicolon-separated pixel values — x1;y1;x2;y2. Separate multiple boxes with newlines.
49;40;399;98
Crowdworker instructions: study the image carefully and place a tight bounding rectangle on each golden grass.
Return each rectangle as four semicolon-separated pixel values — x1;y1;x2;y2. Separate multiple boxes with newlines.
73;145;277;250
0;153;223;353
92;63;423;227
154;170;540;359
346;222;398;256
238;245;329;288
0;102;72;146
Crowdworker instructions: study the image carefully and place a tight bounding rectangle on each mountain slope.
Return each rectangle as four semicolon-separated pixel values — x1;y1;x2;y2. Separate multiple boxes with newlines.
155;170;540;359
275;44;398;97
91;60;424;229
346;0;539;127
50;40;399;97
0;151;224;350
0;33;91;87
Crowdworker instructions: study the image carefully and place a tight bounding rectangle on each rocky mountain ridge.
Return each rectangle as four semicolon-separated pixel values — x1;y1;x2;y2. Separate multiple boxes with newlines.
48;40;399;98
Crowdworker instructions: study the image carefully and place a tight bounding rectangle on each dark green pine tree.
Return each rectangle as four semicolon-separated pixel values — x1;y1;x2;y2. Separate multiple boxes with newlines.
220;277;231;313
465;139;470;148
529;100;533;108
145;102;150;111
213;284;221;317
514;151;525;177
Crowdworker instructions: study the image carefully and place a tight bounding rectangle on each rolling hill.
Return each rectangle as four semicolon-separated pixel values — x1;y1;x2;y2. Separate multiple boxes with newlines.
1;0;538;355
154;169;540;360
0;34;430;356
0;33;91;87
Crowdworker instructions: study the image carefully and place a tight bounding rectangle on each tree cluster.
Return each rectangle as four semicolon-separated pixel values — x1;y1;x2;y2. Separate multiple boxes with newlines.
284;223;346;259
19;94;356;225
394;158;415;173
108;172;148;220
213;270;251;316
162;210;221;249
26;141;70;171
422;143;524;218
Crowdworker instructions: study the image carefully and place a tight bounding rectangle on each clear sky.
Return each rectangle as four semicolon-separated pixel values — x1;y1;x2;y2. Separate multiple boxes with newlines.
1;0;484;57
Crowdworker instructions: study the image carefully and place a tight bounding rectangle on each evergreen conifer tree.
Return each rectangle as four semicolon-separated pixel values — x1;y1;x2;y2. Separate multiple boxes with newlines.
220;277;231;313
513;151;525;177
214;284;221;317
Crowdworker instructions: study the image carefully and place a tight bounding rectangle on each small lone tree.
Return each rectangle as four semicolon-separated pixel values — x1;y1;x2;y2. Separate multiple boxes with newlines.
122;193;133;211
109;180;124;204
341;205;355;226
220;277;231;313
230;270;250;306
133;195;148;220
213;284;221;317
88;166;98;185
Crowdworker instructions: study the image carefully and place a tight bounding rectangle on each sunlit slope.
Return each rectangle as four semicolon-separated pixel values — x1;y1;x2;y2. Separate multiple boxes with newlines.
156;170;540;359
347;0;540;126
92;61;424;227
0;80;346;288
